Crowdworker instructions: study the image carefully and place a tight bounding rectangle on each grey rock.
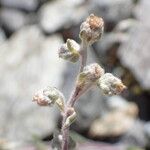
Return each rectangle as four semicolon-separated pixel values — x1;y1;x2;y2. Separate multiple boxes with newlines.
0;28;6;44
0;8;28;32
89;0;134;23
39;0;87;33
144;122;150;145
107;95;138;116
121;120;149;147
118;0;150;89
118;24;150;89
89;96;138;137
0;26;67;141
39;0;134;33
0;0;39;11
95;32;129;55
114;19;138;33
78;142;124;150
76;88;108;129
134;0;150;25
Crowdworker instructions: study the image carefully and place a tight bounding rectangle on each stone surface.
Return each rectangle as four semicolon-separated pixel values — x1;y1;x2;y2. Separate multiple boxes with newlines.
0;28;6;44
95;32;129;55
134;0;150;25
89;0;134;23
89;96;138;137
0;0;39;11
0;140;126;150
118;24;150;89
118;0;150;89
77;142;124;150
94;19;137;68
144;122;150;145
39;0;87;33
0;8;28;32
0;26;67;141
39;0;134;33
120;120;149;147
75;88;108;129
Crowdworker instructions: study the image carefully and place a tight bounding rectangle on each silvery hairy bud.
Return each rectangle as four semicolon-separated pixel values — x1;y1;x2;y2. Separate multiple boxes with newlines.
58;39;80;63
64;63;104;102
78;63;104;88
33;86;65;111
79;14;104;45
97;73;126;96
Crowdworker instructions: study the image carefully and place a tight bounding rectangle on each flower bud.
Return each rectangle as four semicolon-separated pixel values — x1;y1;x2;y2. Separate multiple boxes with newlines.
75;64;105;99
78;63;104;86
58;39;80;63
79;14;104;45
66;39;80;53
33;89;52;106
97;73;126;96
33;86;65;110
64;107;77;128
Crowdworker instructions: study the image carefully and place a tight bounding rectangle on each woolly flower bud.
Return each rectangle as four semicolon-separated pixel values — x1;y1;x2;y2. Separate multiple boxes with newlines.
58;39;80;63
33;86;65;110
79;14;104;45
71;64;104;101
97;73;126;96
33;90;51;106
79;63;104;82
66;39;80;53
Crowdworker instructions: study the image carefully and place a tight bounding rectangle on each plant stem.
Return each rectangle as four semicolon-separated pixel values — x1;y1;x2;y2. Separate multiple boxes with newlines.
61;41;88;150
79;40;88;72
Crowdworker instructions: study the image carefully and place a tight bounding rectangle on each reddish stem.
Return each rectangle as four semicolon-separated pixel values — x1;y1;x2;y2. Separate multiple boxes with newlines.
61;41;88;150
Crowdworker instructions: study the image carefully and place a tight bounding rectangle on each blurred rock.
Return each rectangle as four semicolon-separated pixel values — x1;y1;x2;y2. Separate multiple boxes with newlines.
118;24;150;89
118;0;150;89
134;0;150;25
39;0;87;33
0;26;67;141
120;120;149;147
0;28;6;44
89;96;138;137
0;0;39;12
107;96;138;117
0;140;126;150
39;0;135;33
144;122;150;146
78;142;123;150
0;8;28;32
89;112;135;137
75;88;109;129
89;0;134;23
94;19;138;62
95;32;128;55
114;19;138;33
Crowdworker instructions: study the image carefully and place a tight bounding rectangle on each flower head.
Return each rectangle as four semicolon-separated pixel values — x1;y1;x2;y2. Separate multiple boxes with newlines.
58;39;80;63
80;63;104;81
33;89;52;106
33;86;64;110
97;73;126;96
78;63;104;88
79;14;104;45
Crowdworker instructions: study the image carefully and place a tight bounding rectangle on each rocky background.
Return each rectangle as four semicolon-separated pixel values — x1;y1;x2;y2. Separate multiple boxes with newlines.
0;0;150;150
